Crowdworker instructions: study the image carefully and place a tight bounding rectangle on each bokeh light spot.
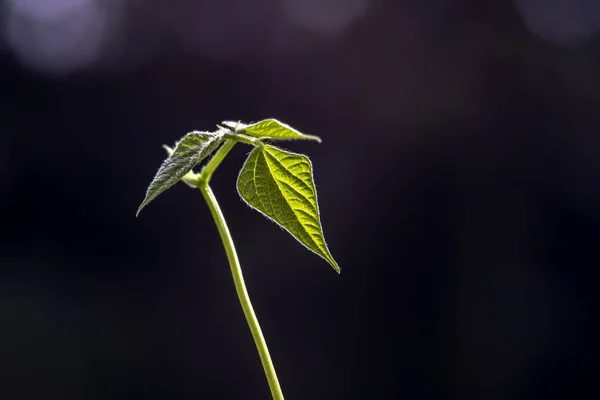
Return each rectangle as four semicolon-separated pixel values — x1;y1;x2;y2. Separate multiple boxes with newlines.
3;0;116;75
281;0;370;36
515;0;600;46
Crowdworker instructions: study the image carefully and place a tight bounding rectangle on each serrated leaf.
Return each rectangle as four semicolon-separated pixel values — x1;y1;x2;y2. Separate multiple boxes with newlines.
136;130;224;216
237;145;340;272
223;119;321;142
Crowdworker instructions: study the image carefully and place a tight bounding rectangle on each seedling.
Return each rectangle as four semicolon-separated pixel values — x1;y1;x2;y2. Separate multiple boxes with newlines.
137;119;340;399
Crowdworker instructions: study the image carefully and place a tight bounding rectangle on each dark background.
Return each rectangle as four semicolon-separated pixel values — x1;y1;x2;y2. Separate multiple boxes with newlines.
1;0;598;399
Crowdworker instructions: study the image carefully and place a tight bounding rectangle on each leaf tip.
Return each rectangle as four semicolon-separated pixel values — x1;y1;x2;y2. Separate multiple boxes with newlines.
329;259;341;274
135;205;144;218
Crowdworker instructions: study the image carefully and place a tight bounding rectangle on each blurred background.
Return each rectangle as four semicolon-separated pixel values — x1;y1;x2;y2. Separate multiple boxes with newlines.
1;0;599;399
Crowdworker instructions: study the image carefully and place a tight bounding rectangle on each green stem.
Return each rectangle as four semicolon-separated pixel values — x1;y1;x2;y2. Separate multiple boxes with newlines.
198;140;237;185
197;140;285;400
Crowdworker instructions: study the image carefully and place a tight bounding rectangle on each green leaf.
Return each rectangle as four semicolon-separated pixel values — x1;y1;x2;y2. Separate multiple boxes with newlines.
222;119;322;142
237;144;340;272
137;130;225;216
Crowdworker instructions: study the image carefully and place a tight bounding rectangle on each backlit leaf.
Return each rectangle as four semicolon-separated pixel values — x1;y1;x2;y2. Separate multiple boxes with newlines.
137;130;224;216
237;144;339;272
223;119;321;142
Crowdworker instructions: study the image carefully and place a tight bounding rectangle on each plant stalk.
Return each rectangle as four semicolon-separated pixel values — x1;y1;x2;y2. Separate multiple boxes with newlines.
198;140;285;400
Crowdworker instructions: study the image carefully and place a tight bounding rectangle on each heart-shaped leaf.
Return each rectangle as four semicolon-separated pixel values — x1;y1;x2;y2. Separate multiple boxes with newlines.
223;119;321;142
137;130;225;216
237;144;339;272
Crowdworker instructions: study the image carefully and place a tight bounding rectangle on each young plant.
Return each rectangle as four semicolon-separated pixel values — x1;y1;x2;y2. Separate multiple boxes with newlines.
136;119;340;400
